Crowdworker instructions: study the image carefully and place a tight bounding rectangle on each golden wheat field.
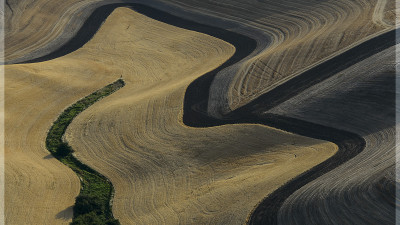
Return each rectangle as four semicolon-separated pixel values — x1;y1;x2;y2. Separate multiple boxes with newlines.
4;0;397;225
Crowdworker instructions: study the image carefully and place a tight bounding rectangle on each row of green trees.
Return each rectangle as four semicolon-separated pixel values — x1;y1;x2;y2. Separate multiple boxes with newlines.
46;79;125;225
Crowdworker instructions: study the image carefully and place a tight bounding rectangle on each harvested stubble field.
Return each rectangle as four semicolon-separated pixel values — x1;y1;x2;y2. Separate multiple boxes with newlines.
64;8;336;224
268;44;397;225
4;0;397;224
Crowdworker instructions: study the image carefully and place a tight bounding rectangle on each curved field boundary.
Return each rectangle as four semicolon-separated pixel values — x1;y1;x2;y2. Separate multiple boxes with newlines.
21;3;398;224
20;4;124;64
46;79;125;224
232;29;398;115
244;114;365;224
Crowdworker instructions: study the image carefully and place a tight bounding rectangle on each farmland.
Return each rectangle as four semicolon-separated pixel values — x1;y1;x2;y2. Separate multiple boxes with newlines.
4;0;396;224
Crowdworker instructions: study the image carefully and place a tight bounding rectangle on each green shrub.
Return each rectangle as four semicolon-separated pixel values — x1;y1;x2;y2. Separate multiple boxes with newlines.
106;219;121;225
73;195;104;216
70;212;120;225
55;142;72;157
46;79;125;225
71;212;105;225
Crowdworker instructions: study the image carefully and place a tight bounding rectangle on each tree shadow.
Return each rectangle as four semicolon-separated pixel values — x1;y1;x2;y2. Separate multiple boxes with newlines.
56;206;73;221
43;154;54;159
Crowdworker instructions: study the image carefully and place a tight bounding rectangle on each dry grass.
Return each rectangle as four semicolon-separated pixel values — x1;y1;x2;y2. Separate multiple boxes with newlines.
5;0;395;116
4;57;124;223
4;0;107;63
5;1;364;224
62;8;337;224
4;5;128;224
